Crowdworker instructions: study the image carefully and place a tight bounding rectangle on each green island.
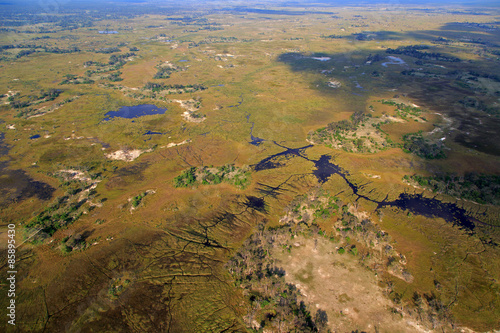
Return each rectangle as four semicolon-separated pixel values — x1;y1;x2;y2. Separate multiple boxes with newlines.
404;173;500;205
174;164;251;189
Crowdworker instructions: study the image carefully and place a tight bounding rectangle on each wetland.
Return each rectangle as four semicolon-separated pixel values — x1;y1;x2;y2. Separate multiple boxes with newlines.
0;1;499;332
103;104;168;121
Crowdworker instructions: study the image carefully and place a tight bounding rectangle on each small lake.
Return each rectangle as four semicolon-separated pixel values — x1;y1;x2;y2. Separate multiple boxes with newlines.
104;104;167;121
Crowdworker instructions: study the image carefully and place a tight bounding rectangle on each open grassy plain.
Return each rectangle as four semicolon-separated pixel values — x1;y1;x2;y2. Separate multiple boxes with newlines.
0;1;499;332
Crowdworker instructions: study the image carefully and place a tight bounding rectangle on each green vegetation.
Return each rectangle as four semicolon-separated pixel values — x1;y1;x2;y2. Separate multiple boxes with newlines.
309;101;436;156
27;197;84;236
379;99;424;118
60;74;94;85
404;173;500;205
153;67;178;79
60;233;100;253
1;1;500;332
174;165;251;189
131;192;147;208
386;45;461;62
143;82;206;94
227;223;325;332
7;89;62;109
24;170;101;238
94;47;121;54
308;111;386;153
320;34;343;39
108;277;131;299
402;131;446;159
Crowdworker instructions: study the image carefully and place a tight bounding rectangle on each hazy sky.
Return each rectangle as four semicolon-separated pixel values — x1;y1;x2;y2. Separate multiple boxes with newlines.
3;0;500;5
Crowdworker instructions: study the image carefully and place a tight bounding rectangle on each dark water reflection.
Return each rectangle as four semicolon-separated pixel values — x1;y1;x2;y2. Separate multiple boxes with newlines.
104;104;168;120
0;133;55;205
253;142;488;231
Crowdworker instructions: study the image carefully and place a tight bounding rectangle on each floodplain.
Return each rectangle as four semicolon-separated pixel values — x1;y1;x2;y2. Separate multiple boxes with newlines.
0;1;500;332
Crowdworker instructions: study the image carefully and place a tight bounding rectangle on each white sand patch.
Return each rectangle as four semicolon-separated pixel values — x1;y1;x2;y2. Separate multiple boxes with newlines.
160;61;174;68
365;173;381;179
311;56;331;61
59;169;93;183
348;204;370;221
382;56;406;67
163;139;191;148
6;124;15;130
59;169;102;202
383;115;405;123
173;99;205;123
105;149;152;161
172;99;198;112
327;80;341;88
64;134;85;140
6;90;19;97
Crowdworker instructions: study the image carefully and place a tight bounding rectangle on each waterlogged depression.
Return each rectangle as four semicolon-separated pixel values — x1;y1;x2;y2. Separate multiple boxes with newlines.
253;142;488;231
104;104;168;121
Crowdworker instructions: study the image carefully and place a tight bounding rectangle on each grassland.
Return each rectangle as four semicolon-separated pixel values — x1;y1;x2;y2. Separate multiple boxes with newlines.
1;1;500;332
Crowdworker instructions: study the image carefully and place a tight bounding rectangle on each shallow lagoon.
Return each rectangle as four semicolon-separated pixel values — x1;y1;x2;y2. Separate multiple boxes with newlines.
104;104;167;120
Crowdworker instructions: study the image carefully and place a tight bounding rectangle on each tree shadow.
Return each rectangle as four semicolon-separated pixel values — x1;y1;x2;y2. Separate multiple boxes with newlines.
276;21;500;157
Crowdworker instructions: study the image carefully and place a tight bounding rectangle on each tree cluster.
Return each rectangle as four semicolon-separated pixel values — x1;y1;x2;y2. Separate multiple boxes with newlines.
173;165;250;189
386;45;460;62
226;224;328;332
404;173;500;205
402;131;446;159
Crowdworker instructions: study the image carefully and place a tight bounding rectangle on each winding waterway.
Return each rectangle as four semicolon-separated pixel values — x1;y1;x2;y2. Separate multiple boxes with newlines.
252;142;493;231
230;93;265;146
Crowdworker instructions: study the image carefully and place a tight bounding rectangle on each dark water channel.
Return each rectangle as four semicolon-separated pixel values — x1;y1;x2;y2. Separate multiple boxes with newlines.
228;93;265;146
247;115;265;146
228;94;243;108
0;133;55;206
253;142;490;231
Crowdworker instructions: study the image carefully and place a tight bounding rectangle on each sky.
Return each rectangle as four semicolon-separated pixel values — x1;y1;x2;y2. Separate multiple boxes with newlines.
1;0;499;11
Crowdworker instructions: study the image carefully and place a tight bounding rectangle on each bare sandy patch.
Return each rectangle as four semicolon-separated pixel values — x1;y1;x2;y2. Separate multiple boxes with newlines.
58;169;102;205
105;149;152;161
162;139;191;148
172;99;206;122
273;235;422;333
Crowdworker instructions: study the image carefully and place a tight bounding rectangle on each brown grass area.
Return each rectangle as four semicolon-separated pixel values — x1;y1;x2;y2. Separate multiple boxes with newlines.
120;59;159;88
273;235;424;333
